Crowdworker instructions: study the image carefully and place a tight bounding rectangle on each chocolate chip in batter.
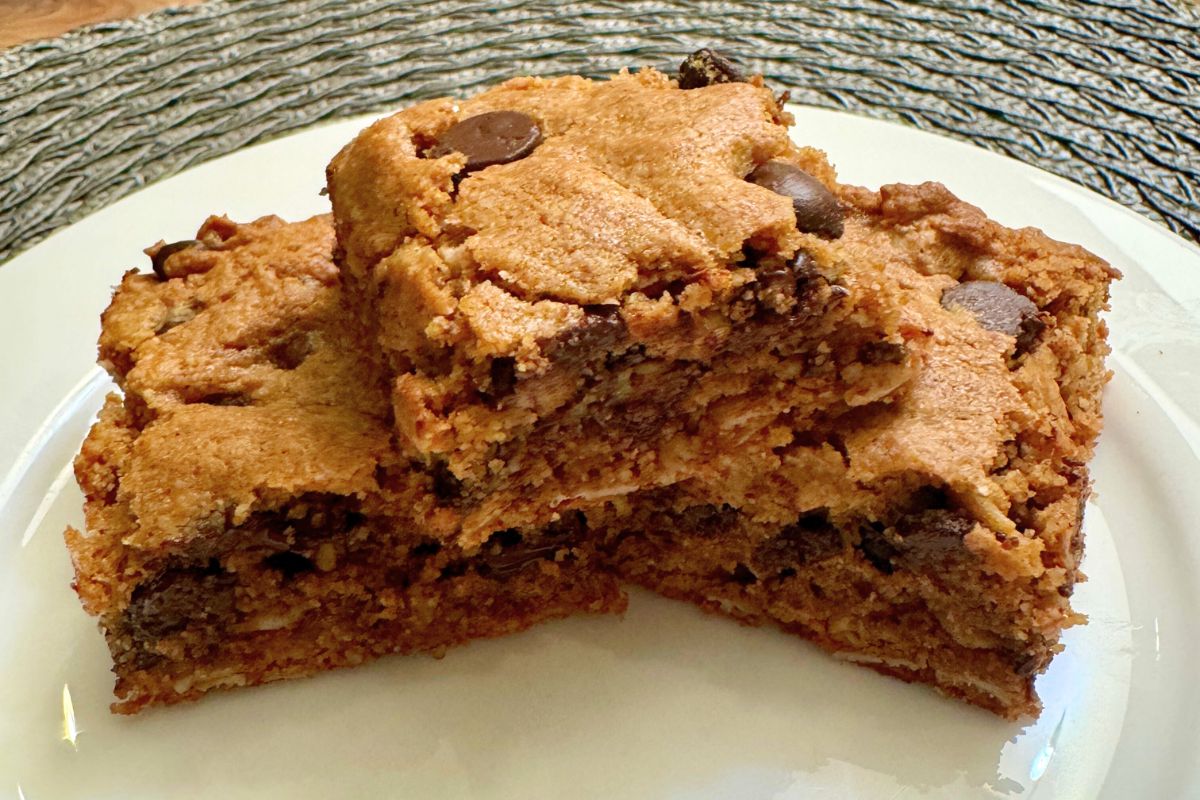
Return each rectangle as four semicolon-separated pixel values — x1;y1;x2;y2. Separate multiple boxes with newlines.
263;550;316;578
125;562;236;641
753;511;843;576
488;356;518;400
859;341;907;365
150;239;205;281
895;509;976;568
678;48;747;89
431;460;464;503
545;303;627;364
748;161;844;239
857;524;898;574
730;562;758;586
940;281;1045;354
428;111;543;172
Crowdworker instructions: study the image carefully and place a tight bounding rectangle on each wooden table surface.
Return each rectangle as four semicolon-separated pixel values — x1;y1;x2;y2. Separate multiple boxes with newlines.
1;0;198;48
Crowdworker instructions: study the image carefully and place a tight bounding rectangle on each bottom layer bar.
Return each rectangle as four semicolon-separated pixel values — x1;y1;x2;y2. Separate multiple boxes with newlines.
68;393;1082;718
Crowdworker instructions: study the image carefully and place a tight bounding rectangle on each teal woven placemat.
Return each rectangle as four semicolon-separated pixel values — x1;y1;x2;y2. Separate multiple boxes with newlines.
1;0;1197;264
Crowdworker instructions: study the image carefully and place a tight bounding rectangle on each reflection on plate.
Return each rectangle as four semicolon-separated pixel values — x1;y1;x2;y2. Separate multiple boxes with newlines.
1;107;1198;799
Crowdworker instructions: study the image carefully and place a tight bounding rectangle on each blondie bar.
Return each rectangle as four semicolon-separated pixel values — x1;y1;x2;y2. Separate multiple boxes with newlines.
66;215;623;712
326;65;920;544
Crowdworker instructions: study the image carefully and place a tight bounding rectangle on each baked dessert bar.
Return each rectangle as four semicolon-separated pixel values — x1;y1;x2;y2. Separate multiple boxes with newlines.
601;181;1117;718
64;55;1116;719
65;215;624;713
326;65;921;544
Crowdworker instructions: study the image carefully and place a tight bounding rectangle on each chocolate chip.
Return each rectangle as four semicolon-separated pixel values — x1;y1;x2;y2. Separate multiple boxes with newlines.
753;512;843;576
431;460;464;502
748;161;844;239
546;509;588;539
859;341;907;365
1014;652;1048;677
678;48;747;89
488;356;518;400
730;563;758;585
940;281;1045;354
894;510;976;568
125;563;236;641
263;551;316;578
410;539;443;558
150;239;204;281
677;503;739;537
857;524;897;574
428;111;542;172
545;304;627;364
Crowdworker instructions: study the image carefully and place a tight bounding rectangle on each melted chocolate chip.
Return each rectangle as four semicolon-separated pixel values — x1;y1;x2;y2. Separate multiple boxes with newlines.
753;512;843;576
857;524;898;574
895;510;976;568
488;356;518;400
428;111;542;172
748;161;844;239
263;550;316;578
546;304;627;364
730;563;759;585
1014;652;1048;677
150;240;205;281
940;281;1045;355
678;48;747;89
859;341;907;365
431;460;464;503
125;563;236;641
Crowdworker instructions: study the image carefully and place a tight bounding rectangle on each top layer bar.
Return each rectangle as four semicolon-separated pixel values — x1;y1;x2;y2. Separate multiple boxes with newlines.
327;67;920;543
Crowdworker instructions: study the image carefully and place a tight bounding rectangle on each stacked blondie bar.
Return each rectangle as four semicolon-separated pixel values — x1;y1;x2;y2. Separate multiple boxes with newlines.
65;52;1117;718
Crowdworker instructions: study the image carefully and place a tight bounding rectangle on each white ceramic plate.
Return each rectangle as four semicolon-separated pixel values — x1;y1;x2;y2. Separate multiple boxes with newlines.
2;107;1199;799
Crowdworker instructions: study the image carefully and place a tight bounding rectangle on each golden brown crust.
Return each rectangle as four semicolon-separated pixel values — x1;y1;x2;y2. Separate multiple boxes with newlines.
66;68;1116;719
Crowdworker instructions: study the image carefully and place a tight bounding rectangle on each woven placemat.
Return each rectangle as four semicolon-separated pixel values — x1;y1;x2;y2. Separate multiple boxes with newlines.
1;0;1198;265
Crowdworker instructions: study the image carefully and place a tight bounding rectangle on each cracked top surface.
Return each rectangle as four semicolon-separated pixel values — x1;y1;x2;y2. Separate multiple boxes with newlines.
98;214;387;419
83;215;399;555
327;69;852;371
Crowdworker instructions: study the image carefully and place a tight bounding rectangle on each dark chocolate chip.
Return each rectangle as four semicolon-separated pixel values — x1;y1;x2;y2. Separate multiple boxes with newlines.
263;550;316;578
150;239;204;281
431;460;464;502
545;304;627;364
488;356;518;400
439;560;469;580
857;524;897;574
428;111;542;172
546;509;588;539
940;281;1045;354
753;512;843;576
678;48;747;89
894;509;976;568
677;503;740;537
730;563;758;586
859;341;907;365
748;161;844;239
410;539;443;558
1014;652;1048;678
125;564;236;641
